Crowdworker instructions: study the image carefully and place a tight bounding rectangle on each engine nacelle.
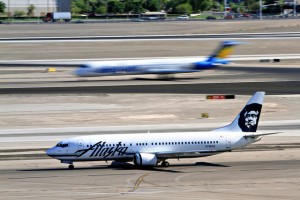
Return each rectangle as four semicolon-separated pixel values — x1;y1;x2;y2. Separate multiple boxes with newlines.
133;153;158;166
194;61;214;69
194;59;229;69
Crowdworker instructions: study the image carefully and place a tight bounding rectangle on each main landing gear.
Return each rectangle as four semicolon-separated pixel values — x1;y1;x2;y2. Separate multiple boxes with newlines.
68;164;74;170
161;161;169;167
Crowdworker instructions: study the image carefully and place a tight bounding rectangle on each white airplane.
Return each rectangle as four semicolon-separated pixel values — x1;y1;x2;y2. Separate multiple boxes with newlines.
46;92;279;169
74;41;240;77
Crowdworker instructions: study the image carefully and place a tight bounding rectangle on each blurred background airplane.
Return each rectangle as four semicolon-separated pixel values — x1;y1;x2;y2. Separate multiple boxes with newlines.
75;41;240;77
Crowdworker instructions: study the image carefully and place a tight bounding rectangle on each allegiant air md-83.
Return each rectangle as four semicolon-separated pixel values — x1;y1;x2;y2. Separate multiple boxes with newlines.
46;92;279;169
75;41;239;77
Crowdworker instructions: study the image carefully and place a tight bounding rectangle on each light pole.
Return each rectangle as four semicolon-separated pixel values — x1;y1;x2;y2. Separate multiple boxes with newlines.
47;0;49;13
294;0;297;16
259;0;262;20
224;0;227;17
7;0;10;18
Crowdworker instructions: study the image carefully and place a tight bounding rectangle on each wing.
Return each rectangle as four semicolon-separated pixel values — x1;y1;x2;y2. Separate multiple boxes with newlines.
145;68;198;74
154;149;227;158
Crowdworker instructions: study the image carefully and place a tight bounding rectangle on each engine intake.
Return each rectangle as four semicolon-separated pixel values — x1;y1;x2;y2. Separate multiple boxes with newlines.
133;153;158;166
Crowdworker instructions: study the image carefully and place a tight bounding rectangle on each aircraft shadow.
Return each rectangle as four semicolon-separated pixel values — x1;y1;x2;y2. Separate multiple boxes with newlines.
66;76;201;83
19;162;228;173
132;77;200;81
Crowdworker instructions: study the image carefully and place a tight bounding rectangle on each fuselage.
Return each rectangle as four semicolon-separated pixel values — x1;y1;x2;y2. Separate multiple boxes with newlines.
46;131;255;163
74;57;226;77
46;91;265;169
73;40;238;77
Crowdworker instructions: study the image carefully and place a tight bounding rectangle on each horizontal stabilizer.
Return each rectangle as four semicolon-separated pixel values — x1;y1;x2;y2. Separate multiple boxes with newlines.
244;132;282;138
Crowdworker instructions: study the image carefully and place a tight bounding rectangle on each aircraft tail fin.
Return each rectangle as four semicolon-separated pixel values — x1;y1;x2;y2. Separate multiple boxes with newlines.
206;41;240;63
213;92;265;132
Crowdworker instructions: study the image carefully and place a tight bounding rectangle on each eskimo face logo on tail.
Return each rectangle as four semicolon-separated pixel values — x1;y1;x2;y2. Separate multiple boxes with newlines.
238;103;262;132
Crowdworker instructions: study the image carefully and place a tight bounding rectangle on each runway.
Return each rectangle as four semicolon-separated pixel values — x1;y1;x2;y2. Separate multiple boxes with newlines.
1;32;300;43
0;81;299;95
1;149;299;200
1;63;299;95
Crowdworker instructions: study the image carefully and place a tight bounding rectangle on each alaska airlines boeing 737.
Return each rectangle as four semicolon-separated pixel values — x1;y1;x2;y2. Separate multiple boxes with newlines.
75;41;240;77
46;92;279;169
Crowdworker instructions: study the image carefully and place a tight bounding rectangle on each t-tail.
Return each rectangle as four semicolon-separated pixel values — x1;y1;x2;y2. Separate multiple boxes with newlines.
213;92;265;132
194;41;240;69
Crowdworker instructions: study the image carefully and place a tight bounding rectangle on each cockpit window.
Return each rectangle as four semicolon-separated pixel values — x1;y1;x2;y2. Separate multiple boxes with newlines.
56;142;69;148
79;64;89;68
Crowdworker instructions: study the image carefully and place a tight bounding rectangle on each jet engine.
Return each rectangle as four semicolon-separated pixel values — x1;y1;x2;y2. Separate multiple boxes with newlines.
194;59;229;69
133;153;158;166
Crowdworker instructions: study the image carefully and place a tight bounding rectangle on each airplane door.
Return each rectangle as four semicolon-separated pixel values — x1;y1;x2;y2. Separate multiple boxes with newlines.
226;136;231;149
78;139;84;151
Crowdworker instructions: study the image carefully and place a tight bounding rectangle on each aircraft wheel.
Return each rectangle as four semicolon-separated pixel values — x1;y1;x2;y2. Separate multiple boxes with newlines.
161;161;169;167
69;164;74;170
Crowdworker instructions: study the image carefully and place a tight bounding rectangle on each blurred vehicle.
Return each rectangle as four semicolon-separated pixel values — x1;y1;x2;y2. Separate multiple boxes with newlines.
206;16;216;20
234;13;243;18
42;12;71;22
177;15;189;20
224;14;234;19
140;12;166;20
242;13;251;17
279;14;289;18
131;18;145;22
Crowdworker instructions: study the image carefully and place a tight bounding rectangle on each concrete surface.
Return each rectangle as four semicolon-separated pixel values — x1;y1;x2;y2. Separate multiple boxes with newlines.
0;20;299;200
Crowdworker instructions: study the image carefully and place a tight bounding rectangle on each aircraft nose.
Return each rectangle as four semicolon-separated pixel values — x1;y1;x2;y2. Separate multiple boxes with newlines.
74;68;82;76
74;68;87;77
46;147;56;157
